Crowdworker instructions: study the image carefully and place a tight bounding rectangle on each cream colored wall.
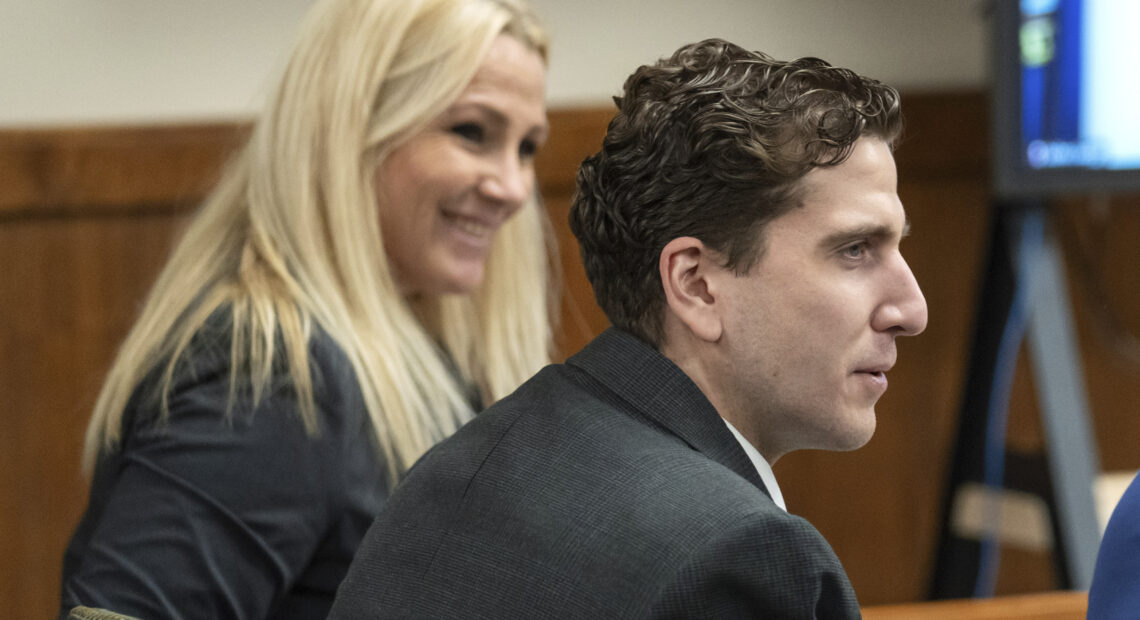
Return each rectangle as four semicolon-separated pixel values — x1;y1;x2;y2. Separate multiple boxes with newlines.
0;0;315;126
535;0;989;106
0;0;988;126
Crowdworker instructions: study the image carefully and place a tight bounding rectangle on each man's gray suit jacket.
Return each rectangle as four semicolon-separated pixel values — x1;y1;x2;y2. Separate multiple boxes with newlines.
329;328;860;619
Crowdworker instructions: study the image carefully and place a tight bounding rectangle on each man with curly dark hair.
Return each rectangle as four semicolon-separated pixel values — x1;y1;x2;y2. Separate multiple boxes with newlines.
332;38;928;619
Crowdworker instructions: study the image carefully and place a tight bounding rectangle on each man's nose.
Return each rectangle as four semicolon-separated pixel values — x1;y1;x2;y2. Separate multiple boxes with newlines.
873;254;928;336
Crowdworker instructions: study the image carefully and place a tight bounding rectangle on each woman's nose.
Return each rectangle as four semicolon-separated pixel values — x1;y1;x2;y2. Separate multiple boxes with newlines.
479;154;530;207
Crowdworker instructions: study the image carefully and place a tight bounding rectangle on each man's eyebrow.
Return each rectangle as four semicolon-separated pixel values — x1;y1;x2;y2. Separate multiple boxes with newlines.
820;219;911;248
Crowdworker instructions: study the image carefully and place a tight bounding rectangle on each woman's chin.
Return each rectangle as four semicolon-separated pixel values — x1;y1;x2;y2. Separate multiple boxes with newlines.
399;261;486;297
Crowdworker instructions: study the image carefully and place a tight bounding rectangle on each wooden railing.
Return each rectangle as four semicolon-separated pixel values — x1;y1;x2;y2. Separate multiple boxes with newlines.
863;590;1088;619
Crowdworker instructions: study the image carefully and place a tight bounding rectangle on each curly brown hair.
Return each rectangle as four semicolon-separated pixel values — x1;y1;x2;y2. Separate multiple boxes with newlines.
569;38;903;346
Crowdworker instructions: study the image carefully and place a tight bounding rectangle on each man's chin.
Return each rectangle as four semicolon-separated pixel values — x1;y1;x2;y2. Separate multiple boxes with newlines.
829;411;877;452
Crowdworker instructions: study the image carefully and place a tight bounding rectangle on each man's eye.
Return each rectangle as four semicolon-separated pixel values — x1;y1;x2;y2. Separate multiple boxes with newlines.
519;139;538;160
842;243;867;259
451;123;484;142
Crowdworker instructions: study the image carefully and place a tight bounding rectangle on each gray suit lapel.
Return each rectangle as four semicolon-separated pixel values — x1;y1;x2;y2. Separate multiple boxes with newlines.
566;328;770;498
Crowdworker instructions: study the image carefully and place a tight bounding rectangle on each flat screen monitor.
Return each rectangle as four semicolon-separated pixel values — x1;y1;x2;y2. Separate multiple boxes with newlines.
992;0;1140;198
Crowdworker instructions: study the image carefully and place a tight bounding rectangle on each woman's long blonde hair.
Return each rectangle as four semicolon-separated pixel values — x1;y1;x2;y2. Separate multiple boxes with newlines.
83;0;555;479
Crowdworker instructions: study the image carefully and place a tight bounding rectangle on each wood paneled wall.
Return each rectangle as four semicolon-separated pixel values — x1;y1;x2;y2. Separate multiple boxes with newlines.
0;125;246;615
3;94;1139;615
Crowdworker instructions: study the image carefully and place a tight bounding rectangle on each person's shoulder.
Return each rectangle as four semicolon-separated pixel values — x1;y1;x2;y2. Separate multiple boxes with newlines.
646;505;858;619
1089;472;1140;617
126;313;364;437
341;357;842;618
306;326;362;400
633;459;855;615
613;437;788;534
297;325;379;453
424;358;778;516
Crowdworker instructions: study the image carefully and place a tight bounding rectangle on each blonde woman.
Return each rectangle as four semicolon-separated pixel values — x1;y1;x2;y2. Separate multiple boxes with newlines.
59;0;554;617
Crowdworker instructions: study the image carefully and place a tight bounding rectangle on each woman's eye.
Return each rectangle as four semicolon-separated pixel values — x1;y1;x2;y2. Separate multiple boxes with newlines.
519;139;538;160
451;123;484;143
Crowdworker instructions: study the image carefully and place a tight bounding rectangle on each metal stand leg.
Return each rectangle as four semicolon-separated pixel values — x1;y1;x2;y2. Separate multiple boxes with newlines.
1024;223;1100;590
929;203;1101;596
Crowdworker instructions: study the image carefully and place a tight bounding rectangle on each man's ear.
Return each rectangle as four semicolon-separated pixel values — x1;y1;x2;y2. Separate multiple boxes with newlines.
659;237;724;343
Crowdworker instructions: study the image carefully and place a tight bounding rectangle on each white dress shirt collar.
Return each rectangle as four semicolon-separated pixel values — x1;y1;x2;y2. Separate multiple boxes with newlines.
723;419;787;512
